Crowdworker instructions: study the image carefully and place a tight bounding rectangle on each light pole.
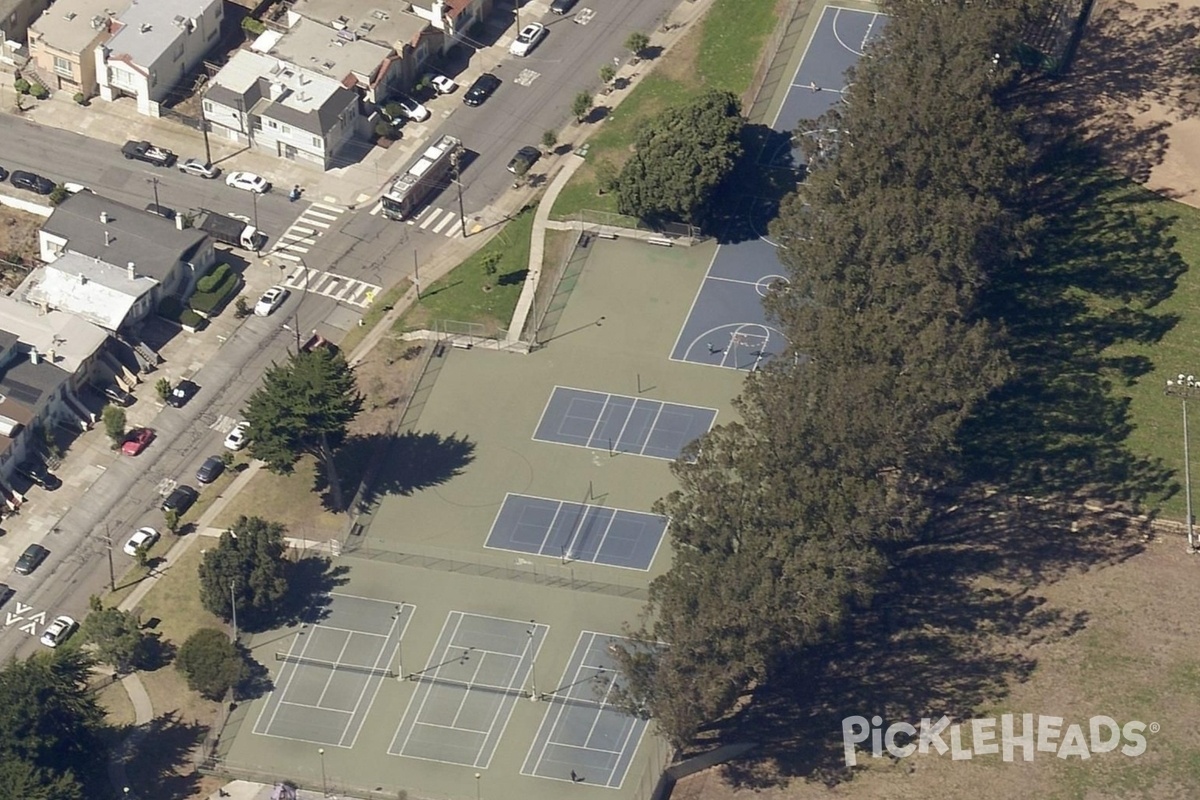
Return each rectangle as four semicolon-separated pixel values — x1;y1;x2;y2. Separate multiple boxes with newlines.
1166;373;1199;553
251;191;260;254
393;603;405;680
318;747;328;797
103;524;115;591
526;622;538;700
146;176;161;213
474;772;481;800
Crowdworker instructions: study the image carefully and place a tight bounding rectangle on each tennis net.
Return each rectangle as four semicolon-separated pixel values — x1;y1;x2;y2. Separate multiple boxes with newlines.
275;652;397;678
407;673;617;710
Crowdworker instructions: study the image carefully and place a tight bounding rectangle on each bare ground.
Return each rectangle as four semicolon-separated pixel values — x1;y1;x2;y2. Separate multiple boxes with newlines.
0;205;44;289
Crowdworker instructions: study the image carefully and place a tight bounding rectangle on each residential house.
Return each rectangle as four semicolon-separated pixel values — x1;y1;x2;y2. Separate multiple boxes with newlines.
38;191;216;305
0;295;112;483
17;251;160;332
285;0;438;98
25;0;119;97
411;0;494;54
203;50;371;168
0;0;55;65
95;0;223;116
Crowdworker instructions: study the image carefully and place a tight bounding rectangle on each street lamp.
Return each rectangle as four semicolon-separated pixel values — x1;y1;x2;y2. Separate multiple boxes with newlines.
526;622;538;700
146;176;161;213
1165;373;1199;553
318;747;328;797
393;603;405;680
230;579;238;641
474;772;481;800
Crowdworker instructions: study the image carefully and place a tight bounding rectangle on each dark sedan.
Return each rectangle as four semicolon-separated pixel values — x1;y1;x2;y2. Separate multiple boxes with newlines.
10;171;54;195
463;73;501;107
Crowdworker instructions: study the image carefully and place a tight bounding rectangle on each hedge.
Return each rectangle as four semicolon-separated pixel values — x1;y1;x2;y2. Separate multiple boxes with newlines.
241;17;266;35
180;309;206;330
189;265;240;316
196;263;232;294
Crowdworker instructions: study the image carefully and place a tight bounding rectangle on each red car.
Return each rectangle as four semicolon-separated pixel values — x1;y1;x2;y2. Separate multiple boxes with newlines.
121;428;155;456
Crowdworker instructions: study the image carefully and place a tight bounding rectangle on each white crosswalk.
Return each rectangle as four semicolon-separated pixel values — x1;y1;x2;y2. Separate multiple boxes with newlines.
280;265;381;309
270;202;347;262
367;203;468;238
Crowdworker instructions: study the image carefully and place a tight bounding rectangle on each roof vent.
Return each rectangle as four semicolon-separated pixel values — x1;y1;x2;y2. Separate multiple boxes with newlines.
332;16;349;30
139;22;151;33
99;211;108;223
104;230;112;246
127;261;136;279
78;273;88;285
64;12;77;20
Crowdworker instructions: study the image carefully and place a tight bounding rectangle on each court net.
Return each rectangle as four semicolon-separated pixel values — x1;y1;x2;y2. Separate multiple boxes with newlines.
408;673;623;711
275;652;397;678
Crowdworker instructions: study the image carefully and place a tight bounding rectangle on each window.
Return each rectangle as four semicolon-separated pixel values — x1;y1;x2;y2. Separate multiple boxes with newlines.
203;100;213;113
266;119;277;129
312;136;321;147
53;56;72;76
280;124;291;135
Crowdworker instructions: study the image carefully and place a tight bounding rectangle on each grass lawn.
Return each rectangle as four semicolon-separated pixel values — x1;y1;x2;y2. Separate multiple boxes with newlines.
338;279;410;355
393;205;536;336
551;0;780;220
1100;189;1200;520
212;454;344;539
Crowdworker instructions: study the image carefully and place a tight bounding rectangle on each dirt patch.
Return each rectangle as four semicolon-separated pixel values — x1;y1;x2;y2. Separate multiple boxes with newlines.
0;205;44;289
1041;0;1200;205
350;336;430;436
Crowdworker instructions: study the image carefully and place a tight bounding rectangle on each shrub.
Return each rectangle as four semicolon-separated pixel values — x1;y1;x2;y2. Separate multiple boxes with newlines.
196;264;231;294
29;84;48;100
241;17;267;35
383;102;404;121
155;377;172;402
158;296;184;322
73;92;88;106
572;91;592;122
600;64;616;84
541;130;558;151
13;78;29;95
375;119;396;140
48;185;69;206
176;628;247;699
189;265;240;316
625;31;650;56
180;309;206;330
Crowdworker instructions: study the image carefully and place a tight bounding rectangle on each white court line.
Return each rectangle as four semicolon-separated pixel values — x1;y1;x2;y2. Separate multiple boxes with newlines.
540;740;625;756
276;699;355;715
668;246;722;362
257;628;320;735
634;401;668;457
535;501;567;556
478;625;545;768
707;275;769;287
398;612;467;754
310;623;391;639
530;630;590;773
314;631;356;707
576;394;613;446
582;508;620;563
340;609;405;748
607;705;646;788
581;670;618;749
414;719;490;735
602;397;650;454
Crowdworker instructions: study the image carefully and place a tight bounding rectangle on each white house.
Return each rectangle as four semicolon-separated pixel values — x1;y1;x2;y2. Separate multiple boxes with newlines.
203;50;371;168
17;251;160;333
95;0;223;116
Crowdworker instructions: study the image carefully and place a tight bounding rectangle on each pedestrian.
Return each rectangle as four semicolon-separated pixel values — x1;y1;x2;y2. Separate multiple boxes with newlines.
289;184;301;202
707;341;715;354
810;81;819;92
570;770;579;783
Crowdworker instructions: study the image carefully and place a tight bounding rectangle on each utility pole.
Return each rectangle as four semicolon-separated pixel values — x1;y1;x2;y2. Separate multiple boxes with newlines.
230;580;238;641
454;148;467;238
201;119;213;166
1166;373;1200;553
146;177;160;212
103;525;115;591
413;250;421;300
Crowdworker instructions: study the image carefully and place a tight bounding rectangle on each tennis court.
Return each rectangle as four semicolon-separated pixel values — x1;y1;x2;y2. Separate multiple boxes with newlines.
485;493;668;570
521;632;650;787
252;594;411;747
532;387;717;461
389;612;548;767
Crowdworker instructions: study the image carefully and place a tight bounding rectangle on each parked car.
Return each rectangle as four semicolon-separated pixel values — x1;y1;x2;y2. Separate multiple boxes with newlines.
144;202;175;220
161;485;198;515
196;456;225;485
167;380;198;408
121;140;177;167
427;74;457;94
123;526;160;556
39;615;77;648
15;461;61;490
10;171;54;195
14;543;49;575
393;94;430;122
507;146;542;175
179;158;221;179
254;285;288;317
101;384;134;407
223;421;250;451
226;171;271;193
550;0;579;12
122;427;155;456
463;73;501;107
509;22;547;57
0;166;8;183
0;584;14;608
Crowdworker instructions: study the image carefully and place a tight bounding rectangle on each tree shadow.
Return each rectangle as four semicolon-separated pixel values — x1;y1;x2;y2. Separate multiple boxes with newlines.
697;498;1147;788
707;125;801;244
958;137;1183;503
277;557;350;627
584;106;611;125
123;711;209;799
498;269;529;286
343;431;476;509
236;643;274;700
135;633;177;672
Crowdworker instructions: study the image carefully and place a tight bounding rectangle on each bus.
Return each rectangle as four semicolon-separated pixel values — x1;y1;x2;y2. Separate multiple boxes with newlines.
379;134;463;221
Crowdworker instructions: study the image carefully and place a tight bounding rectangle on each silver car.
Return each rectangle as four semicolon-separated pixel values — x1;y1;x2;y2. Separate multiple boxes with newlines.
179;158;221;179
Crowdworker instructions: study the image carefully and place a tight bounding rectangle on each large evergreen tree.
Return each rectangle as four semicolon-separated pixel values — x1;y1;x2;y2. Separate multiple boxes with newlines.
244;347;362;510
198;515;290;630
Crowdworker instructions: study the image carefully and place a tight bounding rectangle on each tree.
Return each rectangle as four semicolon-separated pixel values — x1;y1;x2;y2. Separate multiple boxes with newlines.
198;515;289;630
244;348;362;510
571;91;592;123
155;377;171;402
81;607;147;672
101;404;126;448
624;31;649;57
0;649;104;793
615;90;743;224
176;628;247;699
599;64;616;85
541;129;558;152
163;509;180;535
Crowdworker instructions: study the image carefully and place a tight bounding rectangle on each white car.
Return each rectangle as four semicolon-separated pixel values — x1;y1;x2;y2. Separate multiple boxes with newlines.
40;615;77;648
394;94;430;122
226;171;271;193
224;421;250;451
427;74;457;95
123;527;160;557
509;23;547;57
255;285;288;317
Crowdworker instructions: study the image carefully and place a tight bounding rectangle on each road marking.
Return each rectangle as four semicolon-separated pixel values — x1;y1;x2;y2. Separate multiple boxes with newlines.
419;210;441;230
310;202;344;214
290;225;316;236
576;8;596;25
303;219;331;229
274;252;302;262
431;212;454;234
282;268;381;309
369;201;383;216
305;209;339;221
514;69;541;86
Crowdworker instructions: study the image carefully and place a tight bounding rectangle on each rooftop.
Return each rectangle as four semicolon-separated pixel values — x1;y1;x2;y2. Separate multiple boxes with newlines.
290;0;428;49
29;0;118;54
208;50;356;135
0;295;110;376
106;0;219;67
41;192;209;283
21;252;158;332
254;14;389;85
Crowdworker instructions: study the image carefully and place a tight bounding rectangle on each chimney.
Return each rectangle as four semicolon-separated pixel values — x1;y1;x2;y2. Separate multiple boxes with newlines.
99;211;108;223
29;350;39;365
175;213;185;231
104;230;111;246
127;261;136;280
46;349;55;364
